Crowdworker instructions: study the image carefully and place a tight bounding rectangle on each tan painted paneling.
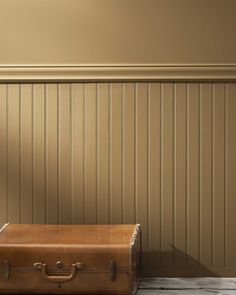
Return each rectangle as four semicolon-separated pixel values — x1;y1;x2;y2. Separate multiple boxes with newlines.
33;84;45;224
84;84;97;224
123;84;135;224
97;83;109;224
188;84;200;267
0;0;236;65
200;84;213;267
0;85;7;226
213;84;225;267
20;84;33;223
162;84;174;267
226;84;236;267
71;84;84;224
0;82;236;276
174;83;187;268
45;84;58;224
110;84;122;224
58;84;72;224
7;85;20;223
148;83;161;269
136;83;148;268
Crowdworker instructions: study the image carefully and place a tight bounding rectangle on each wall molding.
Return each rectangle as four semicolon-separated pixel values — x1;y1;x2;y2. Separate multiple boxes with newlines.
1;64;236;82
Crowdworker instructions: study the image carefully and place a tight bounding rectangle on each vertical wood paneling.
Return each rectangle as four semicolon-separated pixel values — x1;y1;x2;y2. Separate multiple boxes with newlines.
123;83;135;224
0;85;7;226
174;83;187;267
213;84;225;266
58;84;71;224
188;84;200;266
110;83;122;224
200;84;213;267
226;83;236;266
71;84;84;224
136;83;148;263
97;83;109;224
0;81;236;276
148;83;161;268
33;84;45;224
45;84;58;224
20;84;33;223
162;83;174;267
84;84;97;224
7;85;20;223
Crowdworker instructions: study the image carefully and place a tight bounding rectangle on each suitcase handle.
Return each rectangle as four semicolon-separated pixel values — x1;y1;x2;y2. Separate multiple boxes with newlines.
34;262;85;283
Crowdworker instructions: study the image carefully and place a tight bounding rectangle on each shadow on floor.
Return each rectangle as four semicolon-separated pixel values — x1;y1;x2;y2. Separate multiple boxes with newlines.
142;245;219;277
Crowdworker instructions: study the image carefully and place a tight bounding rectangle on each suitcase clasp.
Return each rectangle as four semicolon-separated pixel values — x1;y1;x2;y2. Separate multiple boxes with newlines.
34;262;42;270
109;260;117;281
76;262;85;270
0;260;10;281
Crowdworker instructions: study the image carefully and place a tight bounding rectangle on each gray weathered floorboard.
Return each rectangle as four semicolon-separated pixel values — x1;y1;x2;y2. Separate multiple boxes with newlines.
137;290;236;295
140;278;236;290
138;278;236;295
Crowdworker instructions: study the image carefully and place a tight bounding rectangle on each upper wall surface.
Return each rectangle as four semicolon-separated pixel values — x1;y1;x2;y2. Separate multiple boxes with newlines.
0;0;236;65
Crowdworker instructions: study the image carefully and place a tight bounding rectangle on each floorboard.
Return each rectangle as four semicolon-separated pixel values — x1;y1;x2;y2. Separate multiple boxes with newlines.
138;278;236;295
138;290;236;295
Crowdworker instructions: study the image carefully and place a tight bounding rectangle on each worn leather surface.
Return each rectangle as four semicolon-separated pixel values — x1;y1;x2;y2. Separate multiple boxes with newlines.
0;224;136;245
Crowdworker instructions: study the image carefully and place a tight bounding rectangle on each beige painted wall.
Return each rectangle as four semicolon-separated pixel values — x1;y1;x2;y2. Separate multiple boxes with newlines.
0;0;236;65
0;82;236;276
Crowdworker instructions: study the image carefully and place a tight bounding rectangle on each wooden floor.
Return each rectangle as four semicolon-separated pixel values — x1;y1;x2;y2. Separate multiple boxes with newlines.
137;278;236;294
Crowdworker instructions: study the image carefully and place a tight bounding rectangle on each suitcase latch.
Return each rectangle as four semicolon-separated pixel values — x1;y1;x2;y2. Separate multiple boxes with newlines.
109;260;117;281
0;260;10;281
56;260;63;269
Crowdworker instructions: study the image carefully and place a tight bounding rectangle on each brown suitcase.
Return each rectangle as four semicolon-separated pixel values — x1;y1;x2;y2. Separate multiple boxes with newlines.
0;223;141;294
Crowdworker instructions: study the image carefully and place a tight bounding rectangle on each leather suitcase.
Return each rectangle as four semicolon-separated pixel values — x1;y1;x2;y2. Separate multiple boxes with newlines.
0;223;141;294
